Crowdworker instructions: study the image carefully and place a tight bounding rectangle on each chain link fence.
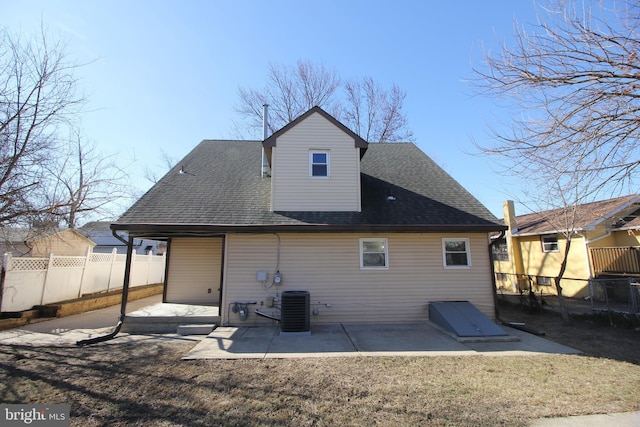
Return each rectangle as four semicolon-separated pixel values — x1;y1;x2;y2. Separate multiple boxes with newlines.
589;278;640;314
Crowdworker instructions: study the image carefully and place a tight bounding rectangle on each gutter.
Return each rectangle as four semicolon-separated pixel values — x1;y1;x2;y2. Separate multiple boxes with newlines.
111;222;508;237
76;230;134;346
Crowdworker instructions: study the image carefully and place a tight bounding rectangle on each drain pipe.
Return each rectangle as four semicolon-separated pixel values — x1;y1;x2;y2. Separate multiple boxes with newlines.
488;230;506;322
76;231;134;346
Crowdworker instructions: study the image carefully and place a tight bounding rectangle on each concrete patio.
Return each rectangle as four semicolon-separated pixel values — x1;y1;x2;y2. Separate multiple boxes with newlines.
0;295;581;360
182;321;581;360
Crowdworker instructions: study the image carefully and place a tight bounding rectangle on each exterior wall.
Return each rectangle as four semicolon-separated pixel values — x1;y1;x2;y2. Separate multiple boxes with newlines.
221;232;495;326
612;230;640;247
31;230;95;257
165;237;222;305
270;112;361;211
585;231;617;248
495;234;591;297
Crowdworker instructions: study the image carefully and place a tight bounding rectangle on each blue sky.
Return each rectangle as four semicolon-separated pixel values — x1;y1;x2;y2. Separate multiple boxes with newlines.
2;1;542;219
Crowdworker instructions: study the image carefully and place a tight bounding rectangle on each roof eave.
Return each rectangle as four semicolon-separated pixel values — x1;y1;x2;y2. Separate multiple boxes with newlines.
583;196;640;230
112;222;507;239
262;106;368;149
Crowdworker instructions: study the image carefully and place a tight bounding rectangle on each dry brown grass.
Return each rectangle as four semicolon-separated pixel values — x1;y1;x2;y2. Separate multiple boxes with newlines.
1;302;640;426
1;325;639;426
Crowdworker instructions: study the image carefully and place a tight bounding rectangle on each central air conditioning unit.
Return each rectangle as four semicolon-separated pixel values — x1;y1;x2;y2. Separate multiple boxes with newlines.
280;290;310;335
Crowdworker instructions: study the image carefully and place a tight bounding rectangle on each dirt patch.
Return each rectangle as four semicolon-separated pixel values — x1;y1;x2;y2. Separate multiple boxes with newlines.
497;298;640;365
1;303;639;426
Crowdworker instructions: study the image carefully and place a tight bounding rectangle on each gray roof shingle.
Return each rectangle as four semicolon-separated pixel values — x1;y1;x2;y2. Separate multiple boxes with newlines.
116;140;503;235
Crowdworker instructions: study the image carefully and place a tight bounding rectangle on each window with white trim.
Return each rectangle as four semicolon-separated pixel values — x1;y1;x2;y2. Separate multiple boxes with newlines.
360;238;388;269
442;238;471;268
541;235;559;253
309;151;330;177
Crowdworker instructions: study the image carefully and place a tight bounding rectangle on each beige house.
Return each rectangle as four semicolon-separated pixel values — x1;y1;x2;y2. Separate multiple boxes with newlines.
0;228;96;258
114;106;505;326
494;196;640;298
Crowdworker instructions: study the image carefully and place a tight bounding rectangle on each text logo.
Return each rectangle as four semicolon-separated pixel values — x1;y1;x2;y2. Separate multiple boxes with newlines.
1;404;69;426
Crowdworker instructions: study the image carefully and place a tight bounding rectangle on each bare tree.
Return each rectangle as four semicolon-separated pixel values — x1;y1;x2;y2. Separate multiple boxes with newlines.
236;60;341;136
343;77;413;142
0;25;84;226
518;166;602;323
45;131;131;228
474;0;640;322
474;0;640;197
143;148;177;185
236;60;413;142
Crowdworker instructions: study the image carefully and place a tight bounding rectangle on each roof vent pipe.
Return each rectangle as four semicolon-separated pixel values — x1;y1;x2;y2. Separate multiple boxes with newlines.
261;104;270;177
262;103;269;140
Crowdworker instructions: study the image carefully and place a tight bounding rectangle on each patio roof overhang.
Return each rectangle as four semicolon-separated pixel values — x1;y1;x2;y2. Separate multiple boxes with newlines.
110;222;508;240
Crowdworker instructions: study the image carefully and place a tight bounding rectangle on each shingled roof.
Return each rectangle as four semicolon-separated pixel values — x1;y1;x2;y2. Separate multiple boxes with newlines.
115;140;504;237
511;194;640;235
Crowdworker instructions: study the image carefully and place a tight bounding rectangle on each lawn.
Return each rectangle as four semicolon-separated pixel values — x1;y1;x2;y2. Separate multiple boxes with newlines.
0;302;639;426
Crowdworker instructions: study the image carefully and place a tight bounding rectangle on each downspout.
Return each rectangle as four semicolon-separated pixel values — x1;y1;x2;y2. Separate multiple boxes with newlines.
76;231;134;346
488;230;506;321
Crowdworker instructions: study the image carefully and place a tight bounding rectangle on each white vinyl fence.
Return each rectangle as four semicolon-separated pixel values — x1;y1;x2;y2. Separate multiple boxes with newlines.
1;249;166;313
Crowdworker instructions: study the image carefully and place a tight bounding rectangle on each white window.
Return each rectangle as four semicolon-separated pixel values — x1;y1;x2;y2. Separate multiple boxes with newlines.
360;238;388;269
541;235;559;253
309;151;329;178
442;238;471;268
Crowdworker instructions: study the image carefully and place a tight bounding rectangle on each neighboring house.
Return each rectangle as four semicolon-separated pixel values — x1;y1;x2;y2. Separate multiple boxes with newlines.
113;106;505;326
494;195;640;298
80;221;164;255
0;228;96;258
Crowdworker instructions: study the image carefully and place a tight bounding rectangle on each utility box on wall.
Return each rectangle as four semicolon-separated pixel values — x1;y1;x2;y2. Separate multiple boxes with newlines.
280;290;310;335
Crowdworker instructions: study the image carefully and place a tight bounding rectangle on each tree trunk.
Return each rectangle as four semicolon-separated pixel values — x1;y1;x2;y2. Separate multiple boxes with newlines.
555;237;572;324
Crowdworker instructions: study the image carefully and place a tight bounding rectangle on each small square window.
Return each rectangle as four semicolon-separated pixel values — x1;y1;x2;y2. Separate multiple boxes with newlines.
443;238;471;268
541;235;559;253
310;151;329;177
360;238;388;269
536;276;552;286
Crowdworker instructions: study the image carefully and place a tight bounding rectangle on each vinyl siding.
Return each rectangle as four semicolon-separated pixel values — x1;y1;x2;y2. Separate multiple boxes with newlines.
271;112;361;211
221;232;494;326
166;237;222;304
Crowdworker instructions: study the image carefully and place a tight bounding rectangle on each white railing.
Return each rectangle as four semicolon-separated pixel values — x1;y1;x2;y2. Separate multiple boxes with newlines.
0;248;166;312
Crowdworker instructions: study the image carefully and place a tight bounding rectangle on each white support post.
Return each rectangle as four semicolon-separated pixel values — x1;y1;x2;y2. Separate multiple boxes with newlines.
0;252;11;312
40;253;55;305
130;249;137;288
77;247;92;298
161;252;166;283
146;251;152;285
107;248;117;292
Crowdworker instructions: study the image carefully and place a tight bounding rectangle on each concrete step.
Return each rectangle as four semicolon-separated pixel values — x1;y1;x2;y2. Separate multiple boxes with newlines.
121;302;221;334
122;315;221;333
177;324;217;336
